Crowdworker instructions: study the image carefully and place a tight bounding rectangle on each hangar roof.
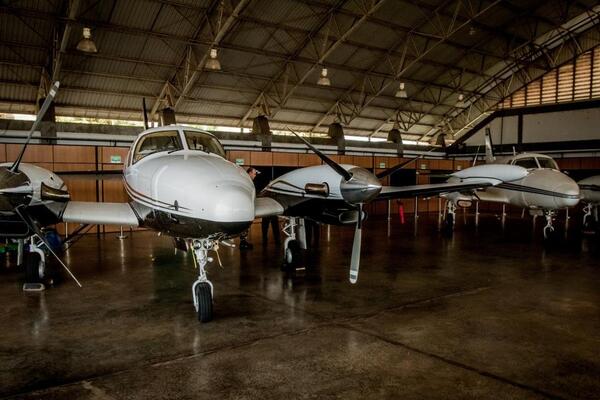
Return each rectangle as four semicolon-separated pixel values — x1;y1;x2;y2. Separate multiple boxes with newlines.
1;0;599;142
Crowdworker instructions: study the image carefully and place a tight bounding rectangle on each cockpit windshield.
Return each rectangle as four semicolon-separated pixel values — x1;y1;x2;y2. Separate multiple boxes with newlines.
133;130;182;163
536;157;558;170
184;130;226;158
513;158;538;169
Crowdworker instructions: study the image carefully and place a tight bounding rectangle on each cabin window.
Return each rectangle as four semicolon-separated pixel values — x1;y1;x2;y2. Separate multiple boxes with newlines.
133;130;182;163
536;157;558;169
513;158;538;169
184;130;226;158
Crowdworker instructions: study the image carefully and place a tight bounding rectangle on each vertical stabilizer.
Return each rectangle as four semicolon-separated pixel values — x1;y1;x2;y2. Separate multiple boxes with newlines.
484;127;495;164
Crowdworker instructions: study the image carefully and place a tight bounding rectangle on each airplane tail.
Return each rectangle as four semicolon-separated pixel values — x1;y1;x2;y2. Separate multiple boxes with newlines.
484;127;495;164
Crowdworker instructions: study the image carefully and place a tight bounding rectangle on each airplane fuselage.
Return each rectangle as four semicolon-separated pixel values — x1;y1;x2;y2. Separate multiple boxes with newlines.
446;153;580;210
123;127;255;239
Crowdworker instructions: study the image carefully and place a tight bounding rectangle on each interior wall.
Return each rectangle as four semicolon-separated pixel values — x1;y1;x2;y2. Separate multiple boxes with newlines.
464;108;600;147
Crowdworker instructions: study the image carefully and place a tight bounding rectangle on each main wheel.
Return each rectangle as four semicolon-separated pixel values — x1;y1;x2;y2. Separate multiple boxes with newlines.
442;213;454;235
283;239;300;269
24;252;43;283
195;282;213;323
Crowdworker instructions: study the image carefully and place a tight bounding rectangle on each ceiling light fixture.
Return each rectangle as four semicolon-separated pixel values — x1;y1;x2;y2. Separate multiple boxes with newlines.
205;48;221;71
76;27;98;53
456;93;465;108
395;82;408;98
317;67;331;86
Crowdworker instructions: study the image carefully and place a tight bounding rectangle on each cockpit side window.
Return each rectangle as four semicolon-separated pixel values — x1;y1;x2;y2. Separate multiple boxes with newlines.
133;130;182;163
184;130;226;158
513;158;538;169
536;157;558;170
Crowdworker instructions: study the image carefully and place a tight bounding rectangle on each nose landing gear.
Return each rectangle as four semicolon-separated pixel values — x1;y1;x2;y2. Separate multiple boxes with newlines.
543;210;557;241
191;239;216;323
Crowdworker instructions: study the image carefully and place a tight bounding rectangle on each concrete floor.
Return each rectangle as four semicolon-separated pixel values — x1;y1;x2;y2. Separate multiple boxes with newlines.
0;215;599;399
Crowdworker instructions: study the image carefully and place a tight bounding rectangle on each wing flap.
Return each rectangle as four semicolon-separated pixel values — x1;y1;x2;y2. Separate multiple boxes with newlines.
62;201;140;226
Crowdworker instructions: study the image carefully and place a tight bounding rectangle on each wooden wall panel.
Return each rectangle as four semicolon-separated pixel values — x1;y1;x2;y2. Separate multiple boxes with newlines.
100;147;129;164
53;145;95;163
329;155;353;164
101;164;124;171
272;152;298;167
298;154;321;166
437;159;453;170
250;151;273;166
374;156;392;169
454;160;471;170
352;156;373;168
556;158;581;169
53;163;96;172
32;162;54;170
0;144;5;162
579;157;600;169
227;150;251;165
6;144;53;163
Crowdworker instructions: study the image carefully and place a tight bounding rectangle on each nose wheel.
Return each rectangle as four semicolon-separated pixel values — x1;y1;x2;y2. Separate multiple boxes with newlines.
191;239;216;323
442;200;456;235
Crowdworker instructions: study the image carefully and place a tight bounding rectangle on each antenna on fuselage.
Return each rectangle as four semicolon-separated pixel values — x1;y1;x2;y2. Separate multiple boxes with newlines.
512;146;517;156
9;81;60;173
142;98;149;130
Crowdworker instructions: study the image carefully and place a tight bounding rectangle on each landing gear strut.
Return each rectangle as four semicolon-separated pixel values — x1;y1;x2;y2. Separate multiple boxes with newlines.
543;210;556;240
442;200;456;234
191;239;216;323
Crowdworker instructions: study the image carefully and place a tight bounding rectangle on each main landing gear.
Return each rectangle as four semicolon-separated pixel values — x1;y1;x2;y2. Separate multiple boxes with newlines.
442;200;456;235
582;203;599;232
191;239;217;323
282;217;306;270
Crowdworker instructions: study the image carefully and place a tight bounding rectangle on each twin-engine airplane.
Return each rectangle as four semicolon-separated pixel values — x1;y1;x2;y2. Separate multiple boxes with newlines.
442;130;580;238
0;80;536;323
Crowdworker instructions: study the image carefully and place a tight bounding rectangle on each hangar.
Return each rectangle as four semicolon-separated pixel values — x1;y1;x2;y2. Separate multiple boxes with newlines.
1;0;600;398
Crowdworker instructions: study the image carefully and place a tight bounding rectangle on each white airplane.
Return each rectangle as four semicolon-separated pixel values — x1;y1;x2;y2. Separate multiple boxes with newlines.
579;175;600;230
0;81;534;323
443;130;580;238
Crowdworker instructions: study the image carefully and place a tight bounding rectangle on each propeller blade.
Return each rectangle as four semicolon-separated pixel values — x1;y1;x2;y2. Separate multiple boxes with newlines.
286;127;352;181
376;148;437;179
10;81;60;173
14;205;82;287
349;204;363;284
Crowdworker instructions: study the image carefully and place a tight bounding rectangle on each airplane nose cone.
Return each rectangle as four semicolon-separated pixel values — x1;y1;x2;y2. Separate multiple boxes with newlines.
341;167;382;204
554;177;580;208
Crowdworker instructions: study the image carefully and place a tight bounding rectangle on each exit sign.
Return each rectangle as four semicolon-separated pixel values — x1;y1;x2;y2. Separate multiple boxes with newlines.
110;155;122;164
378;162;386;168
235;158;245;166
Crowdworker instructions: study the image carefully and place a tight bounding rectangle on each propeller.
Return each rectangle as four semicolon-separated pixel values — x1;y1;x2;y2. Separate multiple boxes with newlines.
376;148;437;179
10;81;60;173
286;128;352;181
287;127;372;284
349;203;363;284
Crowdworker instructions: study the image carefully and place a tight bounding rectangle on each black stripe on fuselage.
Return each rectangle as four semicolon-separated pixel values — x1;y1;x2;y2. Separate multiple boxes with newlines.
497;182;579;199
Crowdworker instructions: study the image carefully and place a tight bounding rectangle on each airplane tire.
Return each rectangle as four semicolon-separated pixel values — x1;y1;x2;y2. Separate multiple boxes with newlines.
283;240;300;269
24;252;43;283
443;214;454;235
195;282;213;323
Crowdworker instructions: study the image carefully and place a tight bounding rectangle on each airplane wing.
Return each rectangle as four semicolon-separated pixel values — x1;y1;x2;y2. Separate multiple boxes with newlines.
61;201;140;226
255;197;285;218
377;180;494;200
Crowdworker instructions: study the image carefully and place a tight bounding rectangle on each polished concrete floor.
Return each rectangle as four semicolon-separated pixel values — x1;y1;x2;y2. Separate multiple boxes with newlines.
1;215;599;399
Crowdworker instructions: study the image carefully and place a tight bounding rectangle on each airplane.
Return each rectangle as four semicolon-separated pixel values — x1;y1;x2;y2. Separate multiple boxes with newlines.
0;82;79;287
0;80;534;323
578;175;600;230
441;129;581;239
